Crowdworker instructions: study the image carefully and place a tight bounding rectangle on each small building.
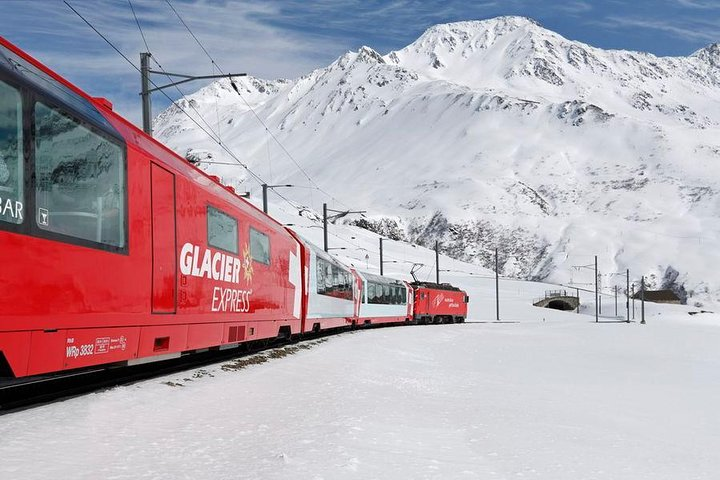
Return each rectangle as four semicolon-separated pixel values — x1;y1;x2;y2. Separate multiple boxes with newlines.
631;289;681;305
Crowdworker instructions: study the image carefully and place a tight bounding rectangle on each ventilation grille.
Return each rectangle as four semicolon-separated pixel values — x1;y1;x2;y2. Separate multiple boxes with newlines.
228;326;239;343
227;326;246;343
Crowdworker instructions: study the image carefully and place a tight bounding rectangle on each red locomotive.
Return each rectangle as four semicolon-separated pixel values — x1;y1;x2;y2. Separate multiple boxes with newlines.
411;282;469;324
0;36;468;379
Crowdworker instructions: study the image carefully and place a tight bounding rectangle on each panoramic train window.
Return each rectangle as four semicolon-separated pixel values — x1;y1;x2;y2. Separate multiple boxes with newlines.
368;282;377;304
207;206;238;254
250;227;270;265
316;256;352;300
0;80;22;225
34;102;126;248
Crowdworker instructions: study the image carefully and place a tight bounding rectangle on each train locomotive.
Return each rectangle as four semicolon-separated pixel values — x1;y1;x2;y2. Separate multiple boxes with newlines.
0;36;468;379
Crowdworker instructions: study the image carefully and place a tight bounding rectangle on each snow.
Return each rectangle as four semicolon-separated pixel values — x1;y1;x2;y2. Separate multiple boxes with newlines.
2;265;720;479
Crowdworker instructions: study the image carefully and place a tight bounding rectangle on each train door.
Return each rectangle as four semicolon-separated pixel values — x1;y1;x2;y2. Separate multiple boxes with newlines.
150;163;177;313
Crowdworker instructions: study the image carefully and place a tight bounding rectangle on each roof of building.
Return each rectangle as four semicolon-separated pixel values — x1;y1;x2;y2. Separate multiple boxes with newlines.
631;289;681;302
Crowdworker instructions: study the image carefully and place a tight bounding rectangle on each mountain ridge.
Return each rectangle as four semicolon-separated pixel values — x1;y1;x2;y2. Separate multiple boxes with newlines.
155;16;720;306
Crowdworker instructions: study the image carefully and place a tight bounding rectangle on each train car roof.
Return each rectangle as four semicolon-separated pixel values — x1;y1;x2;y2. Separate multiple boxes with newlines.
355;270;406;286
410;281;464;292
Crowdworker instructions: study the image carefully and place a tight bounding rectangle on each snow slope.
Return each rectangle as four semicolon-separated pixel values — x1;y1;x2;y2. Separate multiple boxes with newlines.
2;285;719;479
154;16;720;305
2;201;718;479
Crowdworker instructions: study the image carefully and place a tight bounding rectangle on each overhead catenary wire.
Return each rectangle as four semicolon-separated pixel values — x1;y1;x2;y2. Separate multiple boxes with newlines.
127;0;150;53
64;1;298;204
128;0;225;144
163;0;350;210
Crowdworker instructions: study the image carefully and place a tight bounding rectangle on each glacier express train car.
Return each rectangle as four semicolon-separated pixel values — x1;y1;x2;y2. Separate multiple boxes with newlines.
352;270;412;326
0;36;304;378
299;239;356;332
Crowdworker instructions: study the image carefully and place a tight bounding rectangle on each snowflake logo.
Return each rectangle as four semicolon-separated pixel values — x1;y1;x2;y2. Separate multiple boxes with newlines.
242;242;254;284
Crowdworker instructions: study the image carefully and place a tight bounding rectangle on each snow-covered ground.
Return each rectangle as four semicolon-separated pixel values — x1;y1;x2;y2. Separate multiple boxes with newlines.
2;266;718;479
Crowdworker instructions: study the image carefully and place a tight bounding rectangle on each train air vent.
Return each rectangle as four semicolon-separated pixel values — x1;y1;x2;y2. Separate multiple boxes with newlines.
153;336;170;352
228;326;239;343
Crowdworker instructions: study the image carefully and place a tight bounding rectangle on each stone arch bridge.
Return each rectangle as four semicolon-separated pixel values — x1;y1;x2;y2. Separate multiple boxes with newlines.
533;290;579;311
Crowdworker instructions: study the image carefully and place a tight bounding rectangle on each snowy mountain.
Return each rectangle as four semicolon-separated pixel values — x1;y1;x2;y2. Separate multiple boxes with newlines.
155;16;720;306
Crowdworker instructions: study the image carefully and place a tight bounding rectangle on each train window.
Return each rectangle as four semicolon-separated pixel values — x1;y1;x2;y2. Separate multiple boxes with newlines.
316;260;326;294
401;287;407;304
250;227;270;265
207;206;238;254
315;256;352;300
34;102;126;248
0;80;23;225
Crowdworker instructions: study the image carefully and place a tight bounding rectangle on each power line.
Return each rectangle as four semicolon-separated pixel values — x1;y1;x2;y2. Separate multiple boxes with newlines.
127;0;226;144
64;2;273;191
163;0;350;210
127;0;150;53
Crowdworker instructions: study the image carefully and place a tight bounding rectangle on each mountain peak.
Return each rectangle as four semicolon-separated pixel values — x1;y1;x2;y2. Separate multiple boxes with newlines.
692;43;720;67
416;16;546;45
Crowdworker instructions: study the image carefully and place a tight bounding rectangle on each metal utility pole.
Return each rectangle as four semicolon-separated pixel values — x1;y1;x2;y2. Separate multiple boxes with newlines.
594;255;598;323
641;276;646;324
323;203;366;253
435;241;440;284
139;52;247;137
261;184;293;214
379;238;384;276
141;52;152;135
576;288;580;314
495;248;500;321
626;269;630;323
615;285;618;317
323;203;328;252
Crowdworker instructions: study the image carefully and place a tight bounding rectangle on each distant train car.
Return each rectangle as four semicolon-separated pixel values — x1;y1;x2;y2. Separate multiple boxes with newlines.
352;270;412;326
411;282;469;324
299;239;356;332
0;36;303;378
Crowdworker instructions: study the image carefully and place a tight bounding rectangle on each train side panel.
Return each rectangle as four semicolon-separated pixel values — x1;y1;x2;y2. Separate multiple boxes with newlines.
0;36;303;377
354;270;411;326
303;245;355;332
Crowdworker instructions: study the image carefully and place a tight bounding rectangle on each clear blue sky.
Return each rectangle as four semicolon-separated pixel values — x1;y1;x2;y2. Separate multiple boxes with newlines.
2;0;719;125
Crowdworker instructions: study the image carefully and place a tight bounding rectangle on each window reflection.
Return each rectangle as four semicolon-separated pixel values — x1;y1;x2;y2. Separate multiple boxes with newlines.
34;102;125;247
0;80;23;225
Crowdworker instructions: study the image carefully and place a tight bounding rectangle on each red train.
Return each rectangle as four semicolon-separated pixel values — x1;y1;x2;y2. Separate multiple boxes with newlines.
0;36;468;379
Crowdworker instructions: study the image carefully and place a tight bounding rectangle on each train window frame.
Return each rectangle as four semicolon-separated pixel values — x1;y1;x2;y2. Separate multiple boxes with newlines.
33;101;127;252
315;255;352;300
249;227;271;265
207;205;238;255
0;78;24;227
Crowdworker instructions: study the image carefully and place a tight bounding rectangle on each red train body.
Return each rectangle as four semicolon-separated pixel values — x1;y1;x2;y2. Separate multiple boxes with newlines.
0;36;468;379
411;282;469;324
